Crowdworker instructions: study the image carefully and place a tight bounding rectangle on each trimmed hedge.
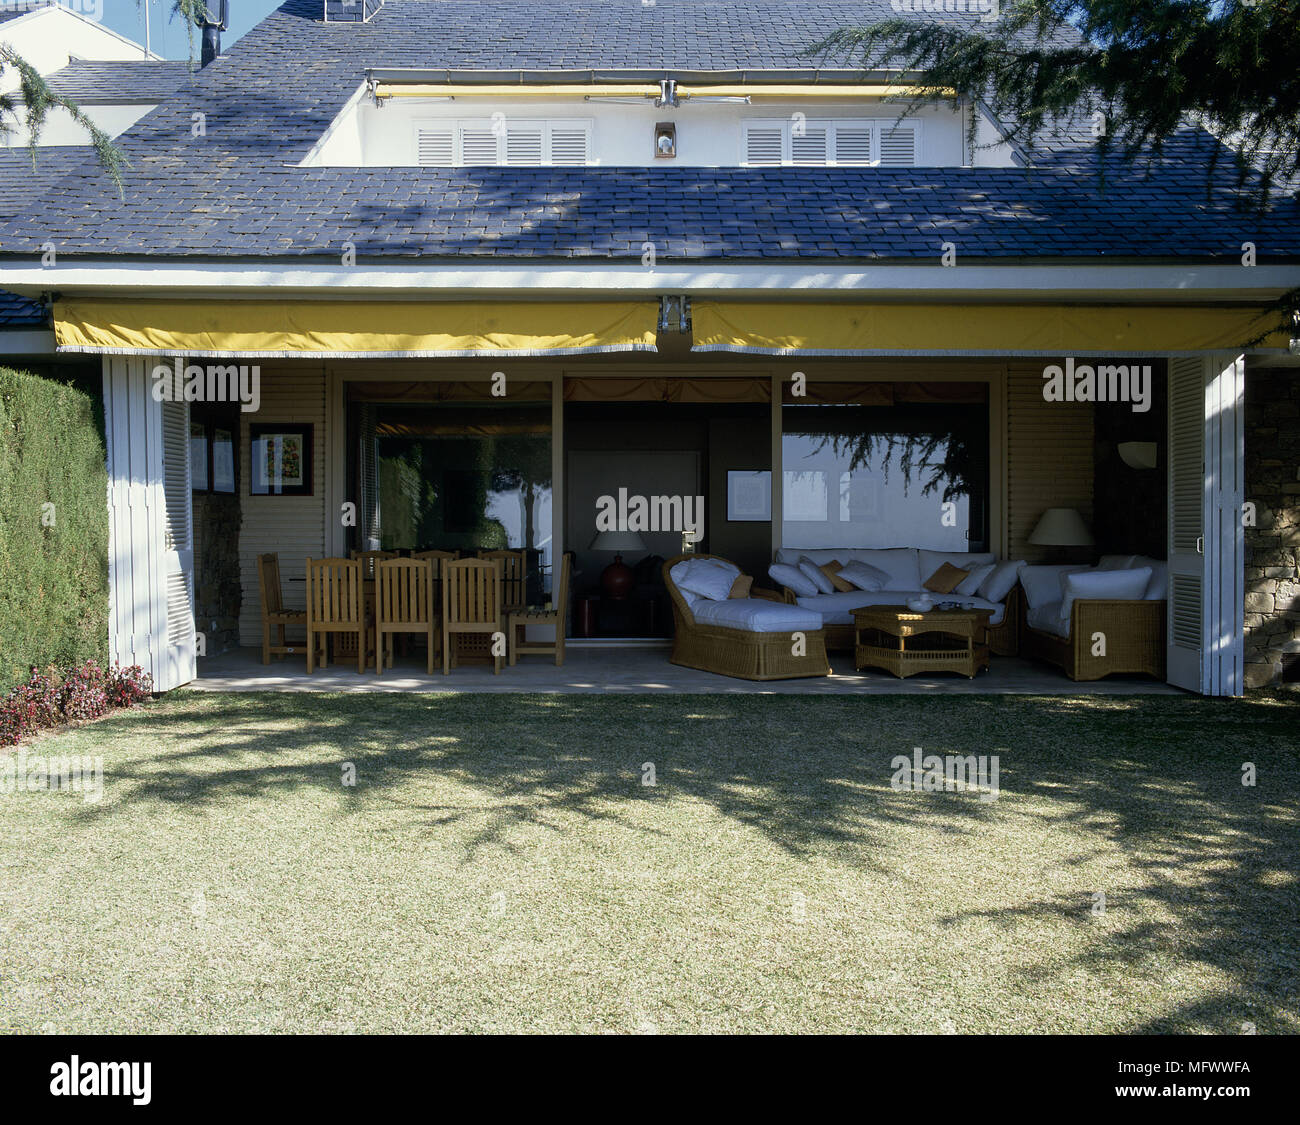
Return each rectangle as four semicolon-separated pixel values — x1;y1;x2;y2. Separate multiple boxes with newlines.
0;368;109;693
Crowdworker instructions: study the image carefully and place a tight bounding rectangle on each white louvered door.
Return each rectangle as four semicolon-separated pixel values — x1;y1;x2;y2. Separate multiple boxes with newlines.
103;358;195;693
159;398;197;690
1167;354;1245;695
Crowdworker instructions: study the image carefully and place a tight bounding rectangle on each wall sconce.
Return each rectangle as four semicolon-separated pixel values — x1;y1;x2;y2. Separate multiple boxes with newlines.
654;122;676;158
1118;441;1158;470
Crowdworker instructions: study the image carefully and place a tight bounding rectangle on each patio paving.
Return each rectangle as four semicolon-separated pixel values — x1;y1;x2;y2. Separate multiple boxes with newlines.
193;643;1182;694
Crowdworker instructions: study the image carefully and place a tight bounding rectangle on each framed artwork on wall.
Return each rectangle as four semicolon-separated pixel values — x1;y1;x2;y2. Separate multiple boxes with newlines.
727;470;772;521
250;424;313;496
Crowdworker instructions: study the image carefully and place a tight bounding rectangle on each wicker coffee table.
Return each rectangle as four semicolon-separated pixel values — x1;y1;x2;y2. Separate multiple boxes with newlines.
852;605;994;679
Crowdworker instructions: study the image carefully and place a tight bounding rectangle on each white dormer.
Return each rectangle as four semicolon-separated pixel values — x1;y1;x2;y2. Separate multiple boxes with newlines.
301;76;1019;168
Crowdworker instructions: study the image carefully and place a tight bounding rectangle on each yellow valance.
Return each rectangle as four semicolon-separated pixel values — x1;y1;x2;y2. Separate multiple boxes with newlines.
693;301;1293;356
54;300;659;359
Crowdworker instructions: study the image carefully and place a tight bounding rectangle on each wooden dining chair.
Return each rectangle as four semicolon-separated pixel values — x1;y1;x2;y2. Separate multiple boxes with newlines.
350;549;398;581
306;556;370;673
442;557;503;675
508;551;572;667
375;557;438;675
413;550;457;618
256;552;308;665
477;549;526;613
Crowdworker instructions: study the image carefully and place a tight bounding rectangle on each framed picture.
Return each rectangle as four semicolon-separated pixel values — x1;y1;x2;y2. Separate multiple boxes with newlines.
727;470;771;521
212;428;235;494
250;424;313;496
189;422;209;491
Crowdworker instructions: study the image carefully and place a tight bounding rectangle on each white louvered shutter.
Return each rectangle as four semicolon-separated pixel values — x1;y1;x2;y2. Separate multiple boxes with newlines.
460;125;500;165
879;123;918;165
744;125;784;165
506;124;545;166
549;125;589;165
159;397;196;687
415;125;455;166
833;124;874;165
791;126;829;166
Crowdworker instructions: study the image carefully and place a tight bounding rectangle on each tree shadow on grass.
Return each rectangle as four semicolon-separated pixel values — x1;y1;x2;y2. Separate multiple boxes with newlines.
61;689;1300;1032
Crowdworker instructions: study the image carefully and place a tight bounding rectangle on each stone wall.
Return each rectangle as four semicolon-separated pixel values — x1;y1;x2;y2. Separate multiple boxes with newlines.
193;493;242;657
1244;367;1300;688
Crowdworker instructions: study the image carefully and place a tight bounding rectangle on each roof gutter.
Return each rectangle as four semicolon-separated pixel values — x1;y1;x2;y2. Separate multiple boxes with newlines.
2;261;1296;304
363;67;930;87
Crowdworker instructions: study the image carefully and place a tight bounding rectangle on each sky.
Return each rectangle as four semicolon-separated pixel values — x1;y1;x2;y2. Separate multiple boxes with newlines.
100;0;284;60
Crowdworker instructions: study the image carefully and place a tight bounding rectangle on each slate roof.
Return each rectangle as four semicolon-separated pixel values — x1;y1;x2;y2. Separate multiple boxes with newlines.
0;0;1296;266
0;146;93;327
44;60;196;104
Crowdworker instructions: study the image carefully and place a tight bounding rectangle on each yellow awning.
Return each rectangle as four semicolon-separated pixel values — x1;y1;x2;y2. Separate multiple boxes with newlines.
692;301;1293;355
54;300;659;358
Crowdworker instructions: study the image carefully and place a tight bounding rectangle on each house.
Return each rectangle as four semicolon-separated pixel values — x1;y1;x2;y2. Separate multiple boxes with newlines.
0;0;191;358
0;0;1297;695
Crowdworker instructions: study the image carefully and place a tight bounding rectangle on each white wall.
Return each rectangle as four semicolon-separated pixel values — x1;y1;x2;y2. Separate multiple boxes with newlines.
0;5;151;95
307;95;1012;168
0;103;156;145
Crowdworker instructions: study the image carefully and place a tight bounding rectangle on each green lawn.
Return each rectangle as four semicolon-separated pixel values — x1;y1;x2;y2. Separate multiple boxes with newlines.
1;691;1296;1034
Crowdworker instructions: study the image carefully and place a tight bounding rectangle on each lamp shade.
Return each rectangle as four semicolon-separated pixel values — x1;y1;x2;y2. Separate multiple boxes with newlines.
589;529;647;552
1117;441;1158;470
1028;507;1095;547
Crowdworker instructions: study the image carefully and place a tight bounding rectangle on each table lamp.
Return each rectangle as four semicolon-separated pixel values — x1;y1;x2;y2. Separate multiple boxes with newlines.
589;529;647;599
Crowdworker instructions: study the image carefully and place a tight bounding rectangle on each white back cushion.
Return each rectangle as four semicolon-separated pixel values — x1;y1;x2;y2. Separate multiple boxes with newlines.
769;563;818;597
1060;566;1152;620
1018;564;1086;610
1133;556;1168;599
918;550;996;583
955;562;995;597
775;547;920;590
670;557;739;602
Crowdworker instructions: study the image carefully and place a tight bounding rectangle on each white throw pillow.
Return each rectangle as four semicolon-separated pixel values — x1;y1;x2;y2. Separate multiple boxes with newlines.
769;562;818;597
1059;566;1152;620
671;557;739;602
955;562;995;597
1097;554;1139;571
1018;565;1086;611
798;556;835;595
978;560;1026;604
838;560;889;592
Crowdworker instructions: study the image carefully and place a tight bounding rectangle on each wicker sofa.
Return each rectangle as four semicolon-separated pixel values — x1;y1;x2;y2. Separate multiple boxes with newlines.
772;547;1022;656
1018;558;1167;681
663;553;831;681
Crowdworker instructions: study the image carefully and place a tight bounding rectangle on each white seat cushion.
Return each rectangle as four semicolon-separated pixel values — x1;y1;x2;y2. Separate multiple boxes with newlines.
690;598;823;633
1027;600;1071;638
795;590;1006;627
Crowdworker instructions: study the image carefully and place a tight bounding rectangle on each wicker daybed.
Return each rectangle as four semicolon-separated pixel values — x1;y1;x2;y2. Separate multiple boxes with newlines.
663;554;831;681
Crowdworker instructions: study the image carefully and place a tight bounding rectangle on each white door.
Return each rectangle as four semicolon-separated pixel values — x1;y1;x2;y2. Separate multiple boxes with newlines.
103;358;197;691
1166;354;1245;695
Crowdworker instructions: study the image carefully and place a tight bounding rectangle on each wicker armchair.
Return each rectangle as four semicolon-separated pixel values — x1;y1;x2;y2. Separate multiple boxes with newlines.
777;583;1021;657
663;554;831;681
1019;593;1166;681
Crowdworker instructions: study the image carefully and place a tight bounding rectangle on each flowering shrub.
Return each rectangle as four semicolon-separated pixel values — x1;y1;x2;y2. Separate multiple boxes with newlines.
0;661;153;748
60;661;109;722
106;664;152;709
